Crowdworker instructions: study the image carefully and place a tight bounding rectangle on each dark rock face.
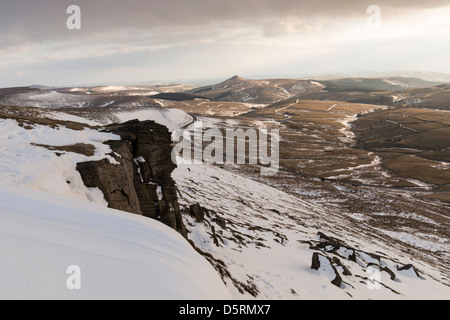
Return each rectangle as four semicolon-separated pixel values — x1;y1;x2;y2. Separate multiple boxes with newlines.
189;203;205;222
310;252;343;288
311;252;321;270
76;119;187;238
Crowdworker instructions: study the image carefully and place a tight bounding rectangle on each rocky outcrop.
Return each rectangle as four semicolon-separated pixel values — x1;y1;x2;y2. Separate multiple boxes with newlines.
76;119;187;237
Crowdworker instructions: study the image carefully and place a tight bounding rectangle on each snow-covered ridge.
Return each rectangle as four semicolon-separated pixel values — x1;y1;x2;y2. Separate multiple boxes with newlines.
0;118;118;203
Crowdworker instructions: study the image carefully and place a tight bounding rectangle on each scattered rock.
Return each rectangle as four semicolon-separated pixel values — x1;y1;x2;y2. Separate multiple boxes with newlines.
311;252;343;288
190;203;205;222
212;215;227;228
305;232;423;290
332;257;352;276
397;264;423;279
311;252;321;270
368;263;396;281
315;232;357;262
330;266;343;288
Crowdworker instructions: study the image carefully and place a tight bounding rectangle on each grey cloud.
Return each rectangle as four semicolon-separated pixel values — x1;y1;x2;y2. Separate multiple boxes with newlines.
1;0;450;46
1;0;450;87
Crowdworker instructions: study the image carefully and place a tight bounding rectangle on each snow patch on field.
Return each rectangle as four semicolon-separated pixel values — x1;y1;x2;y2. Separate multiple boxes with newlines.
381;231;449;253
48;111;102;126
337;115;358;144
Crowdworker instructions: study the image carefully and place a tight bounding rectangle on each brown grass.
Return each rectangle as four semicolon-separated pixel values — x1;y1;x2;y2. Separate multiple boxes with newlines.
384;155;450;186
31;143;96;157
0;105;97;131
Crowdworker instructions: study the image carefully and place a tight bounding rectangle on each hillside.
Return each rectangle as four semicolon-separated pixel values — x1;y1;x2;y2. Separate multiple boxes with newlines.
321;77;445;91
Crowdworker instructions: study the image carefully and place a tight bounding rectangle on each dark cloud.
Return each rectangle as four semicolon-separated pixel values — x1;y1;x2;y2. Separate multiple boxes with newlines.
1;0;449;46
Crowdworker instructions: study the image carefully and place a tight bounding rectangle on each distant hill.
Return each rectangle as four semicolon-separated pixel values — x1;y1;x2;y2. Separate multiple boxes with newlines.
367;71;450;83
320;77;445;92
276;77;450;110
188;75;324;104
149;92;212;102
187;75;446;105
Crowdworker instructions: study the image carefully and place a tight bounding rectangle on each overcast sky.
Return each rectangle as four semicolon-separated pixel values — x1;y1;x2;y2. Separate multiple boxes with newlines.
1;0;450;87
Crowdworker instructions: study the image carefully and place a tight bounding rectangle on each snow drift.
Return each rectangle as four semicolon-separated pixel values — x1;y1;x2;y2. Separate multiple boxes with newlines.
0;184;231;300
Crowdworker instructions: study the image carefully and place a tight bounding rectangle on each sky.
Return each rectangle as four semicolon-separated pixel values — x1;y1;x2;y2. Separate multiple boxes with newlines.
1;0;450;87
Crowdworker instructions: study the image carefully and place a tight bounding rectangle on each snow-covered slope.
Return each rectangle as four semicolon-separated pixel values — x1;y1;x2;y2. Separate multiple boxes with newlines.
173;160;450;300
0;184;231;300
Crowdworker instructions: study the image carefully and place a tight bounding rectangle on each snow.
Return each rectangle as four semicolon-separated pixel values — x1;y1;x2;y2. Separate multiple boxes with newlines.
126;91;160;96
397;266;420;279
99;101;115;108
391;94;407;103
114;108;193;133
405;178;433;189
0;184;231;300
337;115;357;144
13;90;92;109
326;104;338;112
157;186;164;201
431;162;450;170
48;111;102;126
96;86;129;92
69;87;87;92
383;79;409;88
381;231;448;253
310;81;326;88
242;103;266;109
134;156;146;163
336;105;388;145
0;118;119;203
313;255;338;285
329;155;382;174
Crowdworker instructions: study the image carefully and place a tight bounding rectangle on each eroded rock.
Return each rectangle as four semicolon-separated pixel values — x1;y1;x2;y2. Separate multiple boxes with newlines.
77;119;187;237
